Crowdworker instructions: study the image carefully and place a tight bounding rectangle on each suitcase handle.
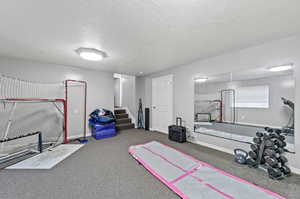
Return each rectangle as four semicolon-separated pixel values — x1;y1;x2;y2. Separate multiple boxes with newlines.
176;117;182;126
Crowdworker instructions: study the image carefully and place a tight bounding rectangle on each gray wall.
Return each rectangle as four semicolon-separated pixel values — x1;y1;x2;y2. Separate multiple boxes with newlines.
195;74;295;127
0;57;114;137
137;35;300;170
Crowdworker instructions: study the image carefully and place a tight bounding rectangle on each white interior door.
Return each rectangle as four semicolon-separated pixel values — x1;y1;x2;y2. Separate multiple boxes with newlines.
152;75;173;133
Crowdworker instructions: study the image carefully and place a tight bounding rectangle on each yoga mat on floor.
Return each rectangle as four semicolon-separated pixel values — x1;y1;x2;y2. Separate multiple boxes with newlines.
129;141;285;199
6;144;84;169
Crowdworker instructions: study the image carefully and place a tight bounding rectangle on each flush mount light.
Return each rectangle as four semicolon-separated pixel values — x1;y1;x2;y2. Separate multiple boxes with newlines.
76;48;107;61
268;64;293;72
194;77;208;83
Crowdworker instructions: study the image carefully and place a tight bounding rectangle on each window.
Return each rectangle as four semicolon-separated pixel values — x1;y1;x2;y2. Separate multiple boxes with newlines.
235;85;269;108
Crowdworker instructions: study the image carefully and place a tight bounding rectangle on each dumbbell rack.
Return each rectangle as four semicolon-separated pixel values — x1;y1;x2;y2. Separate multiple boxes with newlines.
247;128;291;180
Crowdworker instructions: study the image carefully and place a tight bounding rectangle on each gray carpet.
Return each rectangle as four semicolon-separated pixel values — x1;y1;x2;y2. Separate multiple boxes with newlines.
0;129;299;199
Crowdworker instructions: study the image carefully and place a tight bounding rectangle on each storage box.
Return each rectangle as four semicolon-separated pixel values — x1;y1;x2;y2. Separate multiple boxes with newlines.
91;123;116;140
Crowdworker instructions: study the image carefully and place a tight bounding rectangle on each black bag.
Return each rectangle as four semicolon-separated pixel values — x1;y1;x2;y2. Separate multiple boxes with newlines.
168;117;186;143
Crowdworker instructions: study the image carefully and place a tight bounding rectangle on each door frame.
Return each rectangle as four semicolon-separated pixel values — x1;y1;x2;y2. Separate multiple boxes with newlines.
151;74;173;134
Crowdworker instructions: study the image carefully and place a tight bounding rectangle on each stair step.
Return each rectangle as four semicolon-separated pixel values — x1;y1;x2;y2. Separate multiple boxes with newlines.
114;109;126;114
116;123;135;131
116;118;132;124
115;113;128;119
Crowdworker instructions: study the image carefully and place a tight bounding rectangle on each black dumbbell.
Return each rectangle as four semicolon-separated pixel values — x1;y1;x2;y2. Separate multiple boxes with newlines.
248;151;266;164
265;139;275;147
264;148;282;158
250;144;259;152
279;165;291;175
249;151;258;159
265;127;274;133
278;155;288;164
278;135;286;141
275;129;282;135
246;158;258;168
265;156;279;168
256;132;264;138
253;137;262;145
274;138;286;148
268;167;283;180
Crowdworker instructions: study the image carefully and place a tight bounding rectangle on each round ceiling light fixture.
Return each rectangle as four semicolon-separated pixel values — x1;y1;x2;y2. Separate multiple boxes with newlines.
268;64;293;72
76;48;107;61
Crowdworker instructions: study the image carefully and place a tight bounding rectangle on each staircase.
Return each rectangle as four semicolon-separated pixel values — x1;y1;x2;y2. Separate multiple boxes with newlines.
114;109;135;131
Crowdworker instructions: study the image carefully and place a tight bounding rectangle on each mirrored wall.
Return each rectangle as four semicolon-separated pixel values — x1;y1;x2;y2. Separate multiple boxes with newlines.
194;65;295;152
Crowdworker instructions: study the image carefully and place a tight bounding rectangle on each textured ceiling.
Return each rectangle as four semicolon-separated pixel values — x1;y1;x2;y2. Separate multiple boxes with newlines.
0;0;300;75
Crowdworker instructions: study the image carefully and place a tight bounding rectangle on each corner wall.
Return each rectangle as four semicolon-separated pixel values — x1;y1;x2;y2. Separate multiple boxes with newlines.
137;35;300;170
0;57;114;136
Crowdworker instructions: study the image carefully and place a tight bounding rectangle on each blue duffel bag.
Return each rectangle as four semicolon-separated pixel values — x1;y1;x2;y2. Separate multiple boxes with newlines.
89;109;115;125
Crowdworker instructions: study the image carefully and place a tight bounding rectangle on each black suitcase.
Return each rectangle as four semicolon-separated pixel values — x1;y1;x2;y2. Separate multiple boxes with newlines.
168;117;186;143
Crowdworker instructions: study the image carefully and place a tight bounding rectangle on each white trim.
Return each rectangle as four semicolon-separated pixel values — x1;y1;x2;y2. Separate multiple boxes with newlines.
189;139;234;155
188;138;300;175
149;128;168;134
68;134;85;140
290;166;300;175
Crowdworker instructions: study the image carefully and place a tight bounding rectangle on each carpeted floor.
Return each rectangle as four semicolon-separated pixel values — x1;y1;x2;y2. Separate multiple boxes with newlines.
0;129;299;199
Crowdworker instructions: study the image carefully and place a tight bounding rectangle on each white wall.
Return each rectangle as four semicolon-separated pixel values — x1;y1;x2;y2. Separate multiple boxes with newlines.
114;78;121;107
0;57;114;137
120;74;137;121
137;35;300;170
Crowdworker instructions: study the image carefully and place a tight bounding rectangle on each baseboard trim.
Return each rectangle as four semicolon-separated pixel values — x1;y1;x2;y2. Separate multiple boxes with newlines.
189;139;234;155
188;138;300;175
290;166;300;175
150;128;168;134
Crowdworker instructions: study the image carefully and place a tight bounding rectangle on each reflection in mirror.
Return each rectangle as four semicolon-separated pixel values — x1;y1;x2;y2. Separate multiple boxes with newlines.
194;65;295;152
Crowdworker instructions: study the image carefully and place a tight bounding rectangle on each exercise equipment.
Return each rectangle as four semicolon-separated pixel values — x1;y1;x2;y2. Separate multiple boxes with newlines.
137;98;144;129
246;127;291;180
280;165;291;175
268;167;283;180
253;137;262;144
234;149;248;164
0;98;66;161
0;74;88;167
256;132;264;137
249;151;257;159
250;144;259;152
0;132;43;165
129;141;285;199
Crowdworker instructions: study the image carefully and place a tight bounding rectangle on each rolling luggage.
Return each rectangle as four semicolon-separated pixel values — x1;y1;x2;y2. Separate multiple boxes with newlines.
168;117;186;143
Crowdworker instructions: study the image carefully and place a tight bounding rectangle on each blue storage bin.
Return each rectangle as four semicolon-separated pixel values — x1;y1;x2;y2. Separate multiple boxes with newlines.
92;128;116;140
91;123;116;140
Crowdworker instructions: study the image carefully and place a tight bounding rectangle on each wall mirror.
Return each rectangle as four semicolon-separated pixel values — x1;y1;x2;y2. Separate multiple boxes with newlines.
194;64;295;152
